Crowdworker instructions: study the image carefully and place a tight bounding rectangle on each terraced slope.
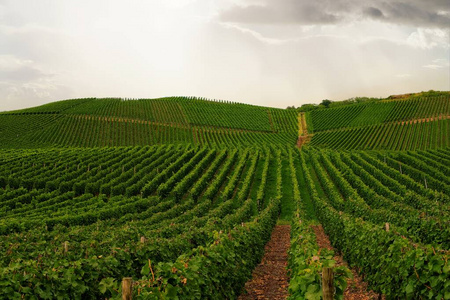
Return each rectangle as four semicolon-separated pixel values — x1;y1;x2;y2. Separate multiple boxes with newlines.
306;93;450;150
306;93;449;133
293;147;449;299
309;117;450;150
0;145;289;298
1;144;448;298
0;97;298;148
1;93;449;299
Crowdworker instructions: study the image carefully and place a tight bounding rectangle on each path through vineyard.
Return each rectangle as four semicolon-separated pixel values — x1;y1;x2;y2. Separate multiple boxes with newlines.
400;114;450;125
239;225;290;299
311;225;381;300
297;112;311;148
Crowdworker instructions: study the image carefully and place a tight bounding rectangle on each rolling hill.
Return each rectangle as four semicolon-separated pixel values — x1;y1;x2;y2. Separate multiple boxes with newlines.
0;92;449;299
306;92;450;150
0;97;297;148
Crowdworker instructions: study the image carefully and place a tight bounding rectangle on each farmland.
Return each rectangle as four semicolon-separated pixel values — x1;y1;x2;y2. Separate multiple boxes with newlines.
0;92;449;299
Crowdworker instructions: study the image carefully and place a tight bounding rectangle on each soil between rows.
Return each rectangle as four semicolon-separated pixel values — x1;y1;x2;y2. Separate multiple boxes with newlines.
239;225;291;300
239;223;382;299
311;224;382;300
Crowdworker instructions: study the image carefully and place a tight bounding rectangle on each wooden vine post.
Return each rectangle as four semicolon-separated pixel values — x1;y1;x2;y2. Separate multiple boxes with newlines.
385;223;390;232
122;277;133;300
63;241;69;254
322;267;334;300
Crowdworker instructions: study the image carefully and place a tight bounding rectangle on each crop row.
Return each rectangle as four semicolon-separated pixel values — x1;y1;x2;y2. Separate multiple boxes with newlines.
0;145;286;299
307;94;449;133
309;118;450;150
301;148;449;298
1;114;297;149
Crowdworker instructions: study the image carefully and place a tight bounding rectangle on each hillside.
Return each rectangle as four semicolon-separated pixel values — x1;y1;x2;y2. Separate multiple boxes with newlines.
304;92;450;150
0;93;449;299
0;97;297;148
1;92;448;150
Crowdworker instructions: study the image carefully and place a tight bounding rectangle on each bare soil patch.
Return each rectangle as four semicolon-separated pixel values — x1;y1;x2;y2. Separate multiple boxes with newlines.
401;115;449;125
239;225;290;300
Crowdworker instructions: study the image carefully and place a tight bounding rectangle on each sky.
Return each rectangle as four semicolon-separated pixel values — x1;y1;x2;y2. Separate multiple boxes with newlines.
0;0;449;111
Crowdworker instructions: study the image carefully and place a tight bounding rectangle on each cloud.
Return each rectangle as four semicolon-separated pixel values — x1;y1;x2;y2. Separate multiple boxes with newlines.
219;1;341;25
423;58;450;69
0;54;72;111
0;55;51;82
0;80;73;112
364;7;384;19
220;23;294;44
0;0;448;112
219;0;450;28
368;1;450;28
396;74;412;78
407;28;450;49
0;55;52;82
0;66;47;82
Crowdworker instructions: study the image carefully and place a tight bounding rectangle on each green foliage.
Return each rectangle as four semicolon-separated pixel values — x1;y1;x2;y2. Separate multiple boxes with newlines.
179;97;273;131
1;92;449;299
307;93;449;133
288;149;352;299
310;118;450;150
135;197;280;299
320;99;332;108
302;147;450;298
0;146;283;298
0;97;298;149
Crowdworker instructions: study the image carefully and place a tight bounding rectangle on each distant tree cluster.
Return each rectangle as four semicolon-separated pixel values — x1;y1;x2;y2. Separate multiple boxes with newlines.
296;96;382;112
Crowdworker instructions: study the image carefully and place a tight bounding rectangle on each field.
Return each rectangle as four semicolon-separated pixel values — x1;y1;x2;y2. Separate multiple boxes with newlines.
0;92;449;299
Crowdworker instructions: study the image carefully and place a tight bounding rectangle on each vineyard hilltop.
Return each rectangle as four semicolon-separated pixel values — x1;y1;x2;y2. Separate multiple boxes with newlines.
0;91;449;299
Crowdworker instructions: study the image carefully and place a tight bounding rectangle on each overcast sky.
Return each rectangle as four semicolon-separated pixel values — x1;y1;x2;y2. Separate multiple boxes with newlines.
0;0;449;111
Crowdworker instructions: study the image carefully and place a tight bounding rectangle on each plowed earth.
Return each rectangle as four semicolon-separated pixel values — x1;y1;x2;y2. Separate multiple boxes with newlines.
239;225;290;300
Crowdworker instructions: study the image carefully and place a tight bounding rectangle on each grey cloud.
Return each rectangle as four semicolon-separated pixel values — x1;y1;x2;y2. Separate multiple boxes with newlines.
0;26;64;62
370;2;450;28
219;0;450;28
219;1;341;25
364;7;384;19
0;66;49;82
0;81;74;112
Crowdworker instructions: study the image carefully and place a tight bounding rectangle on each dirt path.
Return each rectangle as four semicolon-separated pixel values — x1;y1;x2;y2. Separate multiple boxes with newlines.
311;225;382;300
400;115;449;125
297;112;311;149
312;115;450;135
73;114;276;134
267;110;276;133
239;225;290;300
297;135;310;148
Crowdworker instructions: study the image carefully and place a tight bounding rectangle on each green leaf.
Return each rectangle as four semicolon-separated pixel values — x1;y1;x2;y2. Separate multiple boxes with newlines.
305;284;321;300
99;277;116;294
405;282;414;294
164;284;179;299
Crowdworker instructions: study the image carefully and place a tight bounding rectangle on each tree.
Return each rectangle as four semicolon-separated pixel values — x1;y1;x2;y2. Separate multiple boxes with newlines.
320;99;332;108
298;104;318;112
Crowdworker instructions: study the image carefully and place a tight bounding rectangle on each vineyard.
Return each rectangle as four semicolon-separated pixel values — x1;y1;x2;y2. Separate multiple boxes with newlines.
306;94;449;132
307;93;450;150
0;145;291;298
0;97;297;149
309;117;450;150
0;93;449;299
